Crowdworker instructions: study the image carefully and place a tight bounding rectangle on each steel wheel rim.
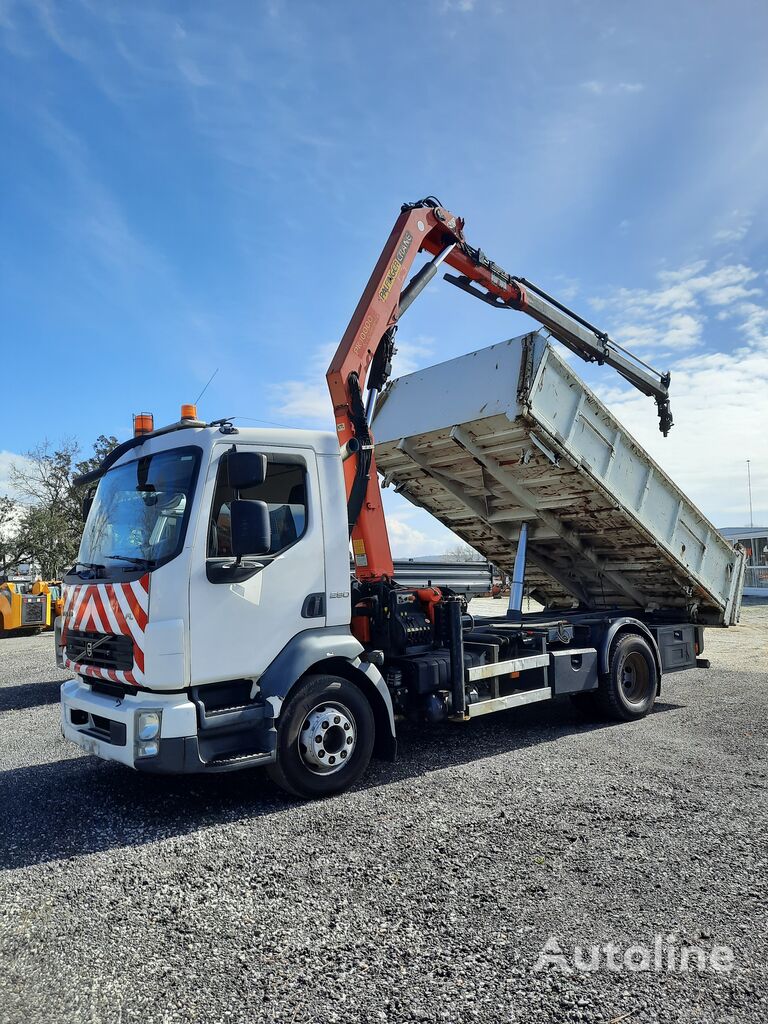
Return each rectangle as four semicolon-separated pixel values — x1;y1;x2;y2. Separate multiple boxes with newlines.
621;651;651;704
298;701;357;776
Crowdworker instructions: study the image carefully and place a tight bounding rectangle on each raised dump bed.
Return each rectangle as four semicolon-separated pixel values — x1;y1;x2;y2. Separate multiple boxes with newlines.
373;331;745;625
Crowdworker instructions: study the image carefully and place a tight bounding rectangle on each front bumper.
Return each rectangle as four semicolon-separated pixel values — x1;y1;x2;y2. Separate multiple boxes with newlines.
60;678;276;773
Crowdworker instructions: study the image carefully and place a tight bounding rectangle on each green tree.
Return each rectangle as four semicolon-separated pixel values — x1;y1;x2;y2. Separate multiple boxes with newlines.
8;435;119;578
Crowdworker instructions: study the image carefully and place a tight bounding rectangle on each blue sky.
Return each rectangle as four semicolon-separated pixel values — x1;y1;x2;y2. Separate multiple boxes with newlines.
2;0;767;552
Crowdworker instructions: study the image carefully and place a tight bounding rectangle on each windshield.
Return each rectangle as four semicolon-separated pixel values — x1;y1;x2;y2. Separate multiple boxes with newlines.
77;447;200;573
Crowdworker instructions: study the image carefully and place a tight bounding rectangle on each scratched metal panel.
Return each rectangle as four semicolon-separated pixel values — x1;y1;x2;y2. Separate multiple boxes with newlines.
373;332;744;625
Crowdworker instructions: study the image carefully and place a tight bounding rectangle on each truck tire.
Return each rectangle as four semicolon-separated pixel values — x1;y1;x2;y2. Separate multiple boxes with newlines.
267;673;375;799
597;633;658;721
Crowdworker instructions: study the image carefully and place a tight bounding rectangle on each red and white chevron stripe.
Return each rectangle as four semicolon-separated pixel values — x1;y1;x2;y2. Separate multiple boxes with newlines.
61;574;150;686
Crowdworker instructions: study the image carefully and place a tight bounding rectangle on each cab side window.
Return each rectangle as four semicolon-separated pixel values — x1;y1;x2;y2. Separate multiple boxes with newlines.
208;457;307;558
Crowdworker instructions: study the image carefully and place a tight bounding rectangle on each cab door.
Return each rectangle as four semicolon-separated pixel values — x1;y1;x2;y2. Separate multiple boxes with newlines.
188;443;326;686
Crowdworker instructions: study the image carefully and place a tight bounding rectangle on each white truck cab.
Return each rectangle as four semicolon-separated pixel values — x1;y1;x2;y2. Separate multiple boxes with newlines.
58;416;396;797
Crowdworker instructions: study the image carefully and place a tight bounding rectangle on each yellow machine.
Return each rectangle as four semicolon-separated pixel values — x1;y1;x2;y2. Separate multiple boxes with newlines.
0;578;62;636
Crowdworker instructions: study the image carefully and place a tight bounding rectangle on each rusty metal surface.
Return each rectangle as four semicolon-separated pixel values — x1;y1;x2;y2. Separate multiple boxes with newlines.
373;333;744;625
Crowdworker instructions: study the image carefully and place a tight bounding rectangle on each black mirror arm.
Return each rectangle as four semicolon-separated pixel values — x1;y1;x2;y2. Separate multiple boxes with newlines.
206;558;264;585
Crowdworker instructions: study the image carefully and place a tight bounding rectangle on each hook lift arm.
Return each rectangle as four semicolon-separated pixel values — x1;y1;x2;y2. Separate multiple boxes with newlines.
327;197;673;583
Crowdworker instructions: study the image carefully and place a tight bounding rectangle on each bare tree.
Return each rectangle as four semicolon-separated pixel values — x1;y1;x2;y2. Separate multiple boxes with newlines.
444;542;485;563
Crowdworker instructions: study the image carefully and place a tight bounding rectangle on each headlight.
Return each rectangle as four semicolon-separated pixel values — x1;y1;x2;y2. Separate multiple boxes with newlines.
136;710;161;741
136;740;159;758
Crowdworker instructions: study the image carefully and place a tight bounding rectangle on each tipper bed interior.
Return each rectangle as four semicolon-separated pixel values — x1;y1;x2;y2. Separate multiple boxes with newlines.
373;331;744;627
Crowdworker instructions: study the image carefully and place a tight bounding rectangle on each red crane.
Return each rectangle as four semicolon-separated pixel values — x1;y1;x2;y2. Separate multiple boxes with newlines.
327;197;673;584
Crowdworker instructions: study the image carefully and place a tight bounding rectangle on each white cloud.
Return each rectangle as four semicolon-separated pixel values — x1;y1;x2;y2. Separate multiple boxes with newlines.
273;381;335;425
386;512;446;557
269;335;436;426
581;80;644;96
589;260;762;357
592;263;768;527
382;496;460;559
390;334;436;376
737;302;768;343
0;498;24;542
713;212;752;245
548;274;579;302
627;262;759;313
613;312;703;354
441;0;477;11
0;451;33;501
267;341;335;426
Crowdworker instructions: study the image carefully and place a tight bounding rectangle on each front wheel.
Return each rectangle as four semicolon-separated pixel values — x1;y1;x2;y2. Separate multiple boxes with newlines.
267;673;375;799
597;633;658;721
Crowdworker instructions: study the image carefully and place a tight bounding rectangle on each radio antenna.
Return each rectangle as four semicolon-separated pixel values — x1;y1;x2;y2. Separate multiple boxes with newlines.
195;368;219;406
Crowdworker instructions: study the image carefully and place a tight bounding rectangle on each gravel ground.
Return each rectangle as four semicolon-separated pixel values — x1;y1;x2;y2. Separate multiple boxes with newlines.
0;605;766;1024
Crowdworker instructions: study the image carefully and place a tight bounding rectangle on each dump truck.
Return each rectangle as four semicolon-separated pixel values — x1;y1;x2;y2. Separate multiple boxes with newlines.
56;198;744;798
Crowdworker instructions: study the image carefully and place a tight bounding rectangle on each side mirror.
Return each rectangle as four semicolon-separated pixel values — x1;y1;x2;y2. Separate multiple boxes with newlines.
230;499;271;558
227;451;267;491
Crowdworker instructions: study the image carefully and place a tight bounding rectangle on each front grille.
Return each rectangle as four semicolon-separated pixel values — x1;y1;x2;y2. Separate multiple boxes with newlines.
69;707;126;746
91;678;131;698
21;599;45;625
66;629;134;671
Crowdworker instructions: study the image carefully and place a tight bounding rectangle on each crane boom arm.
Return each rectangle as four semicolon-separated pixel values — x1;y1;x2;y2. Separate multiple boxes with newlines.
327;197;673;583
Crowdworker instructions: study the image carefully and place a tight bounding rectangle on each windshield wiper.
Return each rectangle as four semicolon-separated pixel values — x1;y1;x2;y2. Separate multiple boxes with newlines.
106;554;156;567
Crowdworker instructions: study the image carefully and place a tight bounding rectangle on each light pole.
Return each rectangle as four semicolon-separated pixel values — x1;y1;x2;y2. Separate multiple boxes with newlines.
747;460;754;529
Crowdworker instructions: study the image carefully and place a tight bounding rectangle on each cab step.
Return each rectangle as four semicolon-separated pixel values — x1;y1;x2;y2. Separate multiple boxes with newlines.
204;750;273;771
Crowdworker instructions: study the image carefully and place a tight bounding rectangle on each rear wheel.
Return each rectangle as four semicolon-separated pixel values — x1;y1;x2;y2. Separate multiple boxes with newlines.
597;633;658;721
267;673;375;799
